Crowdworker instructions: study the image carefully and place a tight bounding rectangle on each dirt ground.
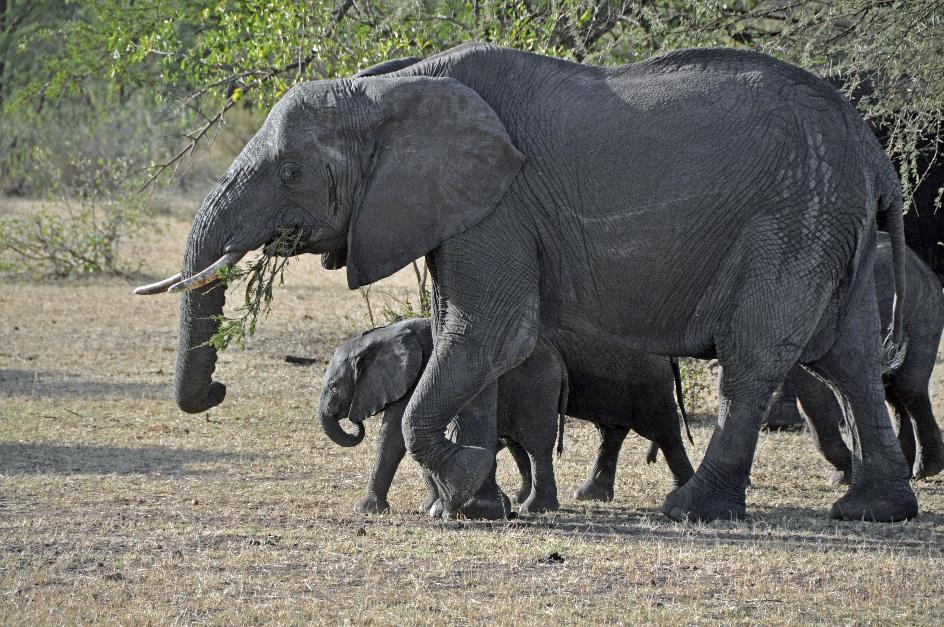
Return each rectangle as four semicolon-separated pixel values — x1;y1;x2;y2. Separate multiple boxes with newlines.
2;209;944;624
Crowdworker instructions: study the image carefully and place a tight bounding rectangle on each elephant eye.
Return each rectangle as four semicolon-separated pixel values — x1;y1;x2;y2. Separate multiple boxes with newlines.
279;163;302;185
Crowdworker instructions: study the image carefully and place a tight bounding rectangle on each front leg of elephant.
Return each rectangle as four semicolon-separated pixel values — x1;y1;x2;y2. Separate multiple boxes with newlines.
357;399;409;514
402;226;540;518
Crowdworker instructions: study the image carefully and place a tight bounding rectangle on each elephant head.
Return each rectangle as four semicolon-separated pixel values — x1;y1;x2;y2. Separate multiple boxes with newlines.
319;321;425;446
135;75;523;413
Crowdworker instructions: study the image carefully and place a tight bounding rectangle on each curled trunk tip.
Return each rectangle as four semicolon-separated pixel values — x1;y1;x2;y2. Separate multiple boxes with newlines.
321;413;366;447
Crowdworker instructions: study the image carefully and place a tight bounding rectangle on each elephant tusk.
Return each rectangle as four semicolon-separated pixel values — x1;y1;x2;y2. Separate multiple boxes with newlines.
134;273;183;295
167;251;246;293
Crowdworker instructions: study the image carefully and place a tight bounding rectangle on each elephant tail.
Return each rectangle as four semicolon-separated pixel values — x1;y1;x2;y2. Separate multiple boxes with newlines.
880;171;908;374
670;357;694;445
556;367;569;457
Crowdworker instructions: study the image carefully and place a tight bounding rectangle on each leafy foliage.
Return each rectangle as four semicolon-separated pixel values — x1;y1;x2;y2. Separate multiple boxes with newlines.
0;152;147;277
206;227;307;351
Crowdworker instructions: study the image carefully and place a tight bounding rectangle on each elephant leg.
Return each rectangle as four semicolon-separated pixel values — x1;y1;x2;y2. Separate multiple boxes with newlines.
887;346;944;479
662;362;785;522
894;386;944;479
764;379;805;431
663;260;821;522
504;439;534;504
402;234;540;516
655;436;695;489
520;447;560;515
805;289;916;521
357;400;408;514
573;424;630;502
441;382;513;520
785;367;852;484
886;392;917;476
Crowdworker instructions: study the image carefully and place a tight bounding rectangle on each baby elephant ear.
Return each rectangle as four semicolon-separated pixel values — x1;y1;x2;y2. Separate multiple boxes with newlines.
348;325;424;422
346;76;525;289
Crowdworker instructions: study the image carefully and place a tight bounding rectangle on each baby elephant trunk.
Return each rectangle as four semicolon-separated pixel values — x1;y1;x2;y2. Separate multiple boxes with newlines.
320;410;366;447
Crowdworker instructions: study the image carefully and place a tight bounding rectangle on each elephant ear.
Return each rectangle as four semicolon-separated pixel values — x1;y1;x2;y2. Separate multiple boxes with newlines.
348;325;424;422
346;76;525;289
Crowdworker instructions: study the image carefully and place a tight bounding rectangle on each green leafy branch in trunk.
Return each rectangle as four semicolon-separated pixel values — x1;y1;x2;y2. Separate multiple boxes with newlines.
206;226;306;351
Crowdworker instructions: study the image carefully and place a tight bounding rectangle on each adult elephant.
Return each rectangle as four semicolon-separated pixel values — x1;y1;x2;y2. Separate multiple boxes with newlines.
136;44;916;522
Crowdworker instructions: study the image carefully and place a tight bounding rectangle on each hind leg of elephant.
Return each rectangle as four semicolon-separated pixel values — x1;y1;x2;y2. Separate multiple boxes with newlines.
663;254;826;522
887;393;918;475
504;439;534;504
573;424;630;502
805;284;917;521
887;345;944;479
785;367;852;484
632;417;694;488
895;388;944;479
520;447;560;514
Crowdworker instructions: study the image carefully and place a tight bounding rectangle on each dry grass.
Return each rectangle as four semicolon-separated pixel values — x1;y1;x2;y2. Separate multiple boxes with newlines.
2;207;944;624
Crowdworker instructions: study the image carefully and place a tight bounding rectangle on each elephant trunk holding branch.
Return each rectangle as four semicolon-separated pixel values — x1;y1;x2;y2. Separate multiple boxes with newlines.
138;44;916;522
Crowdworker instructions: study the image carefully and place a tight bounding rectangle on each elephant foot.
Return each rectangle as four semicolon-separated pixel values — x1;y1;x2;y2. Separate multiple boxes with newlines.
428;445;493;513
355;494;391;514
432;489;514;520
827;469;851;486
830;482;917;522
519;493;560;515
572;478;614;502
914;445;944;480
661;475;746;523
459;489;513;520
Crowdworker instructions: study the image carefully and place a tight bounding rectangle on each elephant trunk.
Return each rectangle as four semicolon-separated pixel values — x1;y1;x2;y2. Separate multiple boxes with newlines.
173;187;238;414
174;282;227;413
320;411;366;447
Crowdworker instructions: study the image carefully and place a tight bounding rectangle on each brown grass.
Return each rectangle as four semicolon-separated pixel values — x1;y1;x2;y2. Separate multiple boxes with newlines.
2;208;944;624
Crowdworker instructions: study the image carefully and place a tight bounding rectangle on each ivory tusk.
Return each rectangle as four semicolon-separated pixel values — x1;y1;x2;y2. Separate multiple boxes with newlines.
134;273;183;295
167;251;246;293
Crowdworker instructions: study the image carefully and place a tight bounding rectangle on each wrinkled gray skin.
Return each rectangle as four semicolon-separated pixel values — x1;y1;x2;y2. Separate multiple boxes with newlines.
320;318;694;515
147;44;916;522
774;234;944;482
549;332;694;502
319;318;566;516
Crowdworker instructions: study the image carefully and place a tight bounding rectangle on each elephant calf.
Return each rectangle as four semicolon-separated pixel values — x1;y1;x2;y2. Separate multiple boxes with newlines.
319;318;567;515
781;233;944;481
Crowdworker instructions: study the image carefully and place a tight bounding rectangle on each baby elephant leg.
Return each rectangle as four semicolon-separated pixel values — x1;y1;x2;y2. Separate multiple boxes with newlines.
358;401;409;514
574;424;630;502
504;440;534;504
519;446;560;514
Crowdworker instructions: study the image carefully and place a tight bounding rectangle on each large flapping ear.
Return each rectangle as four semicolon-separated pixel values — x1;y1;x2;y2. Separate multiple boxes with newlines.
346;76;525;289
348;325;424;422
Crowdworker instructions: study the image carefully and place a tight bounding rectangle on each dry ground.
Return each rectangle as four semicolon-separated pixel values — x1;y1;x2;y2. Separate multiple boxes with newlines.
2;208;944;624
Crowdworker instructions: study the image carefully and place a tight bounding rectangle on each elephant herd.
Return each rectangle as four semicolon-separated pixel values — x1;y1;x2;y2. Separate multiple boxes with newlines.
137;43;944;523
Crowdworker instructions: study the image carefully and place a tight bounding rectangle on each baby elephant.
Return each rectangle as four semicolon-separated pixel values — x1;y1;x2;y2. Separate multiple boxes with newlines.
318;318;567;515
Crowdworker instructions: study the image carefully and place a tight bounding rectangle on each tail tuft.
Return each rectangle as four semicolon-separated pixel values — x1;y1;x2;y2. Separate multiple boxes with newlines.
882;326;908;375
